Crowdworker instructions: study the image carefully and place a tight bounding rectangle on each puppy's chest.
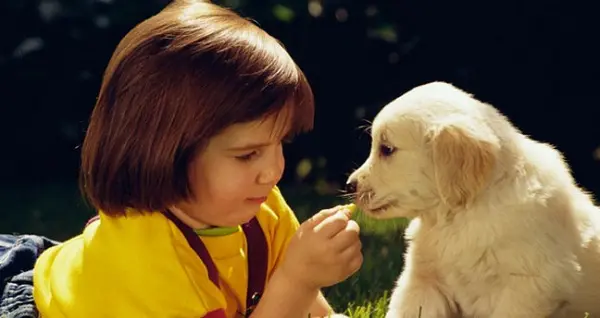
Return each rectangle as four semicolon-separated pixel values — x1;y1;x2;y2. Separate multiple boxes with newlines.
440;260;506;317
414;232;509;316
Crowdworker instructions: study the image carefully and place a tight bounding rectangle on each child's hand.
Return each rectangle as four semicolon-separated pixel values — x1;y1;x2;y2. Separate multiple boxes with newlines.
280;205;363;290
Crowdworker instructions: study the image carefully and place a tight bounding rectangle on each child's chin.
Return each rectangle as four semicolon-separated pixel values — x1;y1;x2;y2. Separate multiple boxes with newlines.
227;208;260;226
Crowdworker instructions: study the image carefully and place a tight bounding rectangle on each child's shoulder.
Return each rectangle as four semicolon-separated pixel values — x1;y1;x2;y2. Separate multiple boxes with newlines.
265;185;287;207
257;186;298;226
262;186;291;214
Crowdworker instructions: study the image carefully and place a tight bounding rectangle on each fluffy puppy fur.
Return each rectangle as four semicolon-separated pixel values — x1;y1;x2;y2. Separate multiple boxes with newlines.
346;82;600;318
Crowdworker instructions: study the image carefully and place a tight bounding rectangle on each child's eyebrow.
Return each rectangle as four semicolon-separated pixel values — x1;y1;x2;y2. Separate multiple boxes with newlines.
226;142;273;151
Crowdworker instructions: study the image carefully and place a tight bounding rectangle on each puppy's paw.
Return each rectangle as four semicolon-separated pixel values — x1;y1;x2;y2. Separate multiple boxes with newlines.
385;306;450;318
385;285;456;318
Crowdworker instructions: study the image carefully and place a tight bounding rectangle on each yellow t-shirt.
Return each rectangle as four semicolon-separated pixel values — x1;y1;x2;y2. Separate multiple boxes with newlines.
32;186;299;317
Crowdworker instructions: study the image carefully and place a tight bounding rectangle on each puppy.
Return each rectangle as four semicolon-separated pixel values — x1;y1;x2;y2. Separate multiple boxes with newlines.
346;82;600;318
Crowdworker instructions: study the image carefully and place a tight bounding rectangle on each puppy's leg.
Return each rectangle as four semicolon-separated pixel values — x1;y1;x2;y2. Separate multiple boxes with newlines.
385;271;457;318
488;277;573;318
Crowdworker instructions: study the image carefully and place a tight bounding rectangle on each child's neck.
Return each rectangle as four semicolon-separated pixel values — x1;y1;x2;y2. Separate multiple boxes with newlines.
168;206;210;230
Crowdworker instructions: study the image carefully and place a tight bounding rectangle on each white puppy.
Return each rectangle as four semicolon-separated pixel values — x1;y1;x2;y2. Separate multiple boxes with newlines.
346;82;600;318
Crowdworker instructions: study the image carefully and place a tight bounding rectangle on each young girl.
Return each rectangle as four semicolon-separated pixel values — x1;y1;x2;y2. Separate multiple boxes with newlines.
31;0;362;317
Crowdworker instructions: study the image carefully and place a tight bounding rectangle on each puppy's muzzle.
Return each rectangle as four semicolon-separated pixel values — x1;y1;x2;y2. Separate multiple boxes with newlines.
345;180;358;194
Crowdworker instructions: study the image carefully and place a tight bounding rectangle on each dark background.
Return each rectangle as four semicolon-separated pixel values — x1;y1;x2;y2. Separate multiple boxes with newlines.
1;0;599;240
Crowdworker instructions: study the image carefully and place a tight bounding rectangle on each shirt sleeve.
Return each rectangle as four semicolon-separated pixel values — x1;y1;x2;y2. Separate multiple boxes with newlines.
33;214;232;318
263;186;301;276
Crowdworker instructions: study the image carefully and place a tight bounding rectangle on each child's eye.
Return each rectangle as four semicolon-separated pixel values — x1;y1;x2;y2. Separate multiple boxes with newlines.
236;151;258;162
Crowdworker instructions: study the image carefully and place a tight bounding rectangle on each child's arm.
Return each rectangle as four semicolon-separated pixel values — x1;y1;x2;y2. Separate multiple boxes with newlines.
261;188;358;317
307;206;357;318
250;271;348;318
308;291;340;317
249;267;320;318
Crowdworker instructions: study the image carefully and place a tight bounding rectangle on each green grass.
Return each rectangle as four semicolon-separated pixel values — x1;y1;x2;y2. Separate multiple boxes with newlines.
0;182;409;317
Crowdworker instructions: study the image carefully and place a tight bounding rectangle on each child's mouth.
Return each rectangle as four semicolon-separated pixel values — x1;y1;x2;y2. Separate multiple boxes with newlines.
246;196;267;204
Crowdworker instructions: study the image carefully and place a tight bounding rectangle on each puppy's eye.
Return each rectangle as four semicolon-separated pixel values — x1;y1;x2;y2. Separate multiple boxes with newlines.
379;144;396;157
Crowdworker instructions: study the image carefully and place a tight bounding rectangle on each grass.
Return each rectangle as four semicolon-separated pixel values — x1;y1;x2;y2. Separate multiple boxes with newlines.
0;182;409;317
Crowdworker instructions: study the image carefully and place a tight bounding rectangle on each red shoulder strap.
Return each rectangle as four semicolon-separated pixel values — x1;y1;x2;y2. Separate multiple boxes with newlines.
162;210;221;286
241;217;268;315
85;215;100;227
203;308;227;318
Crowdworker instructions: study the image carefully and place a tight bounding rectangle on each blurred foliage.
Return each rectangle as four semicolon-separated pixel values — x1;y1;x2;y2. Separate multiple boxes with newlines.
1;0;599;213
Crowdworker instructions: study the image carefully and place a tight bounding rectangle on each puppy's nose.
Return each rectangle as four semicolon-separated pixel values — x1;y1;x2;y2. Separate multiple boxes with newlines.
345;180;357;194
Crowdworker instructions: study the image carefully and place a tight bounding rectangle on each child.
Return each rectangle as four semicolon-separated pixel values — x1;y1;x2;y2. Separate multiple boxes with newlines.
31;0;362;317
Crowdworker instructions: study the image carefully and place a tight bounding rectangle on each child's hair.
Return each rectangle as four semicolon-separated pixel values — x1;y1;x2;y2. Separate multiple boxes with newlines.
79;0;314;215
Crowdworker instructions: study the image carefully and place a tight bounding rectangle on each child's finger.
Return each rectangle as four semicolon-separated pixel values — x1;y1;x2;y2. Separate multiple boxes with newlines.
304;206;341;229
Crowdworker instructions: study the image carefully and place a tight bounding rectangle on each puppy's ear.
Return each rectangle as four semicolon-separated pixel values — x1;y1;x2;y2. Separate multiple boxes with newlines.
427;117;500;208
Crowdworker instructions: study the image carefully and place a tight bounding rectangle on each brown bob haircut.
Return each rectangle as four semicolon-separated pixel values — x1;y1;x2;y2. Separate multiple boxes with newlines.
80;0;314;215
